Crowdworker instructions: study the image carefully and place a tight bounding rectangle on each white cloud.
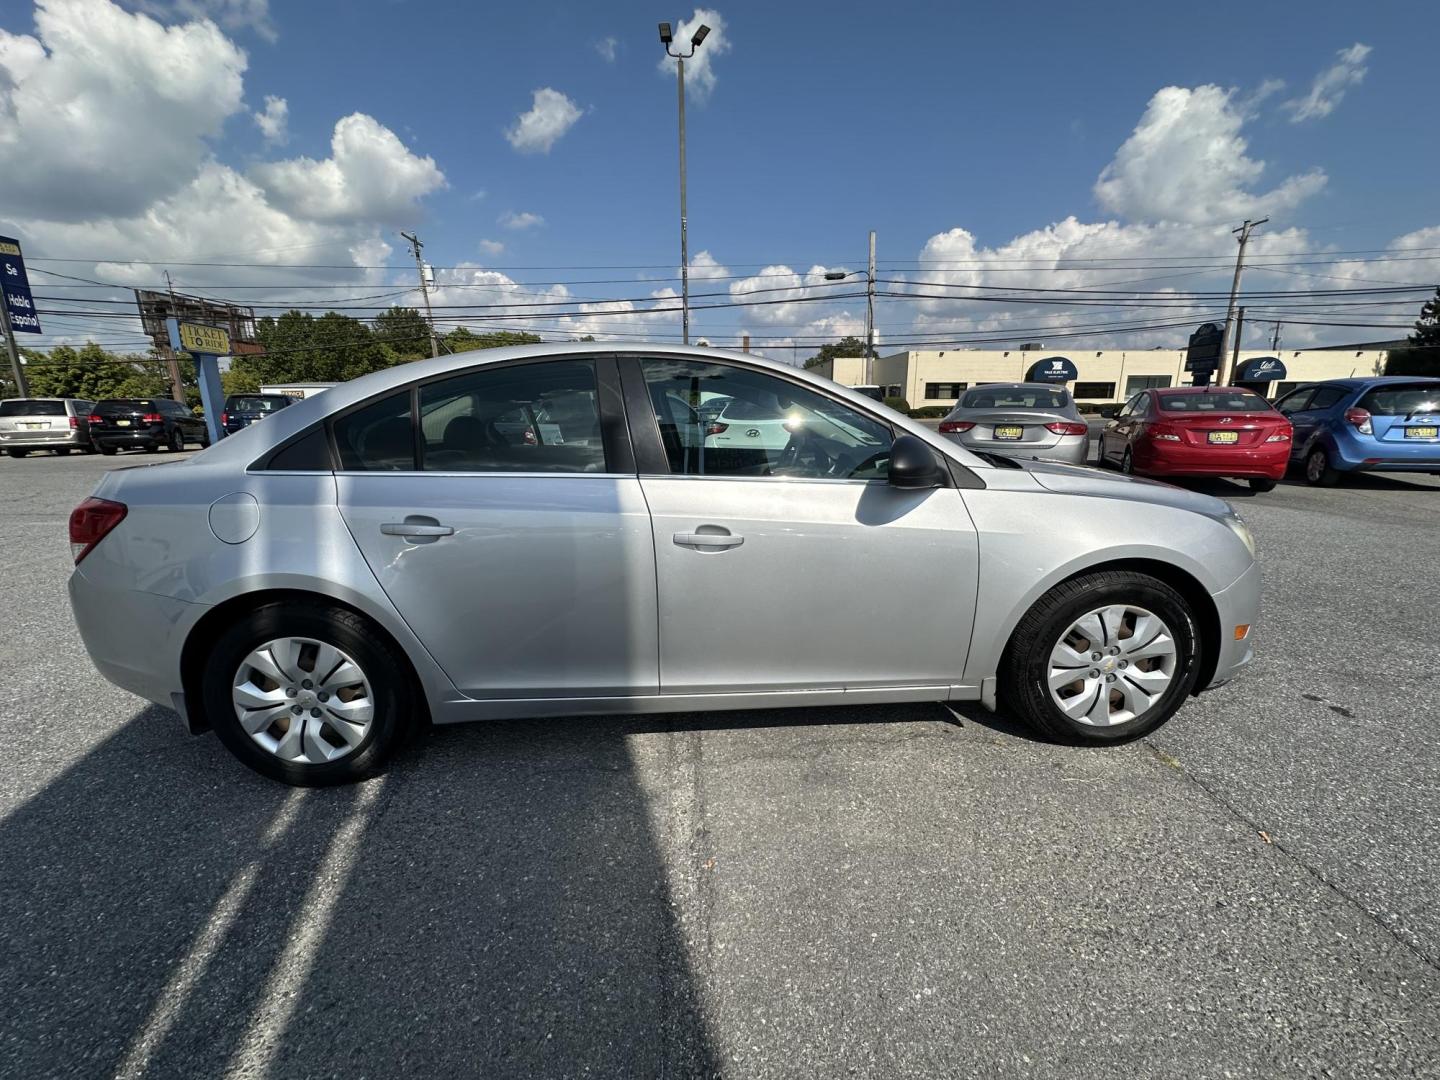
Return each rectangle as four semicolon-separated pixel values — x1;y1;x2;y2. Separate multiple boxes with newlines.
687;249;728;281
1284;43;1371;122
134;0;276;41
0;0;247;221
594;35;618;62
657;8;729;100
251;112;445;224
1094;84;1326;225
478;239;504;256
505;87;582;154
252;93;287;144
729;263;848;325
498;210;544;230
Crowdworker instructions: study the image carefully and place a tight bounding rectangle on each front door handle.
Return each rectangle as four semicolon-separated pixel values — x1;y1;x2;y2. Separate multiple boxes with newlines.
673;530;744;550
382;518;455;538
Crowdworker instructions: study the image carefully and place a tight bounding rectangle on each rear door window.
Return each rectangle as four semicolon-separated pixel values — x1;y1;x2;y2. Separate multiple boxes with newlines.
0;400;66;417
1307;387;1346;411
1356;383;1440;415
333;390;415;471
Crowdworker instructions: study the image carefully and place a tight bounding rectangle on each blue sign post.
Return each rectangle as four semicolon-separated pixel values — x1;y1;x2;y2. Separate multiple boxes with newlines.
166;318;227;446
1;235;41;397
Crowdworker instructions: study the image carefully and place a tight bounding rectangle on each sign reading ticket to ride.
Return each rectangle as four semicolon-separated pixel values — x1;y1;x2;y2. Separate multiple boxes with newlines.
177;321;231;355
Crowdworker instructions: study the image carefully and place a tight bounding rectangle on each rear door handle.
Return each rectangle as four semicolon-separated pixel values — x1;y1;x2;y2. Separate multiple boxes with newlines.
673;531;744;549
381;520;454;538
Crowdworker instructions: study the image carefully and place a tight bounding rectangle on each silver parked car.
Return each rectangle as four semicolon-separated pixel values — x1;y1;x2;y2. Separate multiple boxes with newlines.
938;382;1090;466
0;397;96;456
67;344;1260;786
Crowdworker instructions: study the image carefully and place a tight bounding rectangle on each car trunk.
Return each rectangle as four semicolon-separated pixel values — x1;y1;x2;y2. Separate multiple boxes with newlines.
961;410;1073;448
1154;412;1278;448
92;401;161;435
1357;385;1440;444
0;400;71;437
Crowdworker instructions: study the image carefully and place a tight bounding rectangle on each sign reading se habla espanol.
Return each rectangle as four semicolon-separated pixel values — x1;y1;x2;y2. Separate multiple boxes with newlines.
0;235;42;334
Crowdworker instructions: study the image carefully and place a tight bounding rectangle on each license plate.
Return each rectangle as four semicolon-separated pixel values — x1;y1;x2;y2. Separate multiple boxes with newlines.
993;425;1024;440
1404;426;1438;439
116;419;131;427
20;422;47;430
1207;431;1239;444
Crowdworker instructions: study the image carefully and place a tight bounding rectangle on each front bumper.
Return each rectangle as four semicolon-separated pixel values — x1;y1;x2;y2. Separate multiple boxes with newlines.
68;568;204;713
1202;561;1261;690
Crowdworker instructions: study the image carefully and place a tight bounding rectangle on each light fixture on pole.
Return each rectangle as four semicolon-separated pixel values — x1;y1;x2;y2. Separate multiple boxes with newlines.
659;20;711;346
824;234;878;384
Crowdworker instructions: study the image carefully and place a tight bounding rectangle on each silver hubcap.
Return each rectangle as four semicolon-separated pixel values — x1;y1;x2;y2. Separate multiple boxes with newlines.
1047;605;1177;727
232;637;374;764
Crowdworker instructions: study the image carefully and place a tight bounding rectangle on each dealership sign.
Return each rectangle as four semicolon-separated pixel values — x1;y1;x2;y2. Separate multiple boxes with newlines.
0;235;42;334
1235;356;1287;381
1026;356;1078;383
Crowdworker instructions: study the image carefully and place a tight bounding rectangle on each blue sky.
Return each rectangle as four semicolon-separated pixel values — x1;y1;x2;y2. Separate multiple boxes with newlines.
3;0;1437;358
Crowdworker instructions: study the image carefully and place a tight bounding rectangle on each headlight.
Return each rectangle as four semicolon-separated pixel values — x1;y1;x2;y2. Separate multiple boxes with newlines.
1223;514;1256;558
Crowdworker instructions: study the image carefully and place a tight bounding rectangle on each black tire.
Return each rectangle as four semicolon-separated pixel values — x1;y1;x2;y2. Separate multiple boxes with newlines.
204;602;416;786
144;444;158;453
1120;448;1134;475
1304;446;1340;486
168;428;184;452
6;448;27;458
99;445;117;456
83;444;98;454
999;570;1201;744
54;447;71;456
1248;478;1277;493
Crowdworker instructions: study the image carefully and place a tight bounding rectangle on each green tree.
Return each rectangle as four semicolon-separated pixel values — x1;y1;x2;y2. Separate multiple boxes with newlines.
441;327;543;353
373;305;432;362
221;367;262;396
22;343;174;400
803;336;868;371
232;310;391;386
1385;287;1440;376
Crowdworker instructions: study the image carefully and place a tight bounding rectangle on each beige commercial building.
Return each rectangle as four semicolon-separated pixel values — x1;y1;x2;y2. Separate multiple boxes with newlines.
815;347;1391;406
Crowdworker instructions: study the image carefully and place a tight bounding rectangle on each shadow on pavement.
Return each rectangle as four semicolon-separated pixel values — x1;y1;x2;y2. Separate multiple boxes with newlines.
0;704;720;1078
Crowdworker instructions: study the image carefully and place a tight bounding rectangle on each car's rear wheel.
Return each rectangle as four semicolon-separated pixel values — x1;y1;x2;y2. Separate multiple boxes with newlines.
1304;447;1340;486
1248;478;1277;492
6;448;27;458
99;445;117;456
204;603;416;786
999;570;1201;744
54;447;71;456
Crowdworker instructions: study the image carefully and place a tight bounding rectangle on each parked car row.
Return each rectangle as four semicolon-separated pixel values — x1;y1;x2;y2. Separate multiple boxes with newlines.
936;377;1440;492
0;393;294;457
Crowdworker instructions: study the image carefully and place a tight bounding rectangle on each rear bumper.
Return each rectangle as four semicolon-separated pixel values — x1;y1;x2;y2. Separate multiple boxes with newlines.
1328;430;1440;472
1202;561;1261;691
1136;442;1289;479
950;434;1089;466
68;568;203;712
93;430;164;449
0;429;88;449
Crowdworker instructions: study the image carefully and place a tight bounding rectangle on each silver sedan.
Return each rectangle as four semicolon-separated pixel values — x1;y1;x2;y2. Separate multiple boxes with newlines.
67;344;1260;785
938;382;1090;466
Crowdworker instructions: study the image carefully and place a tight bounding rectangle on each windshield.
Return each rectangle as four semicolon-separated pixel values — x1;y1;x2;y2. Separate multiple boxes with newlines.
1156;391;1272;413
0;399;66;416
227;395;290;414
960;387;1069;410
1357;384;1440;416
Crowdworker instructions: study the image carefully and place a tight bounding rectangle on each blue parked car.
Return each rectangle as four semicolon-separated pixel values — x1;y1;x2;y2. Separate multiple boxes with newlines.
1274;377;1440;485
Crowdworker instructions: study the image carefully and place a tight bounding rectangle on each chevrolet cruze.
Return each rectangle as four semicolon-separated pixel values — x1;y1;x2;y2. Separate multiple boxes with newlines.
67;344;1261;785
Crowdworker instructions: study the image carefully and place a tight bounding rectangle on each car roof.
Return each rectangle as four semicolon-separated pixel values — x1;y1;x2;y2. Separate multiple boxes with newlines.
1150;386;1262;395
965;382;1068;391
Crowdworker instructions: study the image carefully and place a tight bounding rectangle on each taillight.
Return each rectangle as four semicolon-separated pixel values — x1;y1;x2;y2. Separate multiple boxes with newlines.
69;415;79;430
141;412;164;424
1145;424;1181;442
1344;407;1372;434
1265;425;1292;443
938;420;974;433
1044;421;1089;436
69;497;127;564
220;412;229;426
705;422;728;436
88;414;102;424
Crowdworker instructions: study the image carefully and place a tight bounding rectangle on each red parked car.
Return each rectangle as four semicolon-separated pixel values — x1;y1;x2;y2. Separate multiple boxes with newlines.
1098;387;1292;492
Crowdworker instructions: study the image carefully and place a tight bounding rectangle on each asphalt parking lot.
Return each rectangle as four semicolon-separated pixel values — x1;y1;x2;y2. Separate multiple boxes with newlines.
2;450;1438;1079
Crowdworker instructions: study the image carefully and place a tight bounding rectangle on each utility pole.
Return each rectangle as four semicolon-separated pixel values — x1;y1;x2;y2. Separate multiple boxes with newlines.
865;229;876;386
400;231;439;358
1217;218;1266;385
1271;321;1282;352
162;270;187;404
1;299;28;398
660;21;710;346
1231;306;1246;381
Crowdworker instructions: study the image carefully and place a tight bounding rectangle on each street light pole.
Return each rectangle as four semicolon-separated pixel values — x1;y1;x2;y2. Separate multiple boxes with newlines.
659;21;710;346
1217;217;1266;385
824;233;878;383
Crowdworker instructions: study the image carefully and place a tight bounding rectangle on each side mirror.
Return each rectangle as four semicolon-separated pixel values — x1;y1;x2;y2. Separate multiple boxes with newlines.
887;434;944;489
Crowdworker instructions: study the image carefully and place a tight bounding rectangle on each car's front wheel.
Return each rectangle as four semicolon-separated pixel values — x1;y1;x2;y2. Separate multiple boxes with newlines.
999;570;1201;743
204;602;416;786
99;445;117;455
6;448;27;458
168;429;185;452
